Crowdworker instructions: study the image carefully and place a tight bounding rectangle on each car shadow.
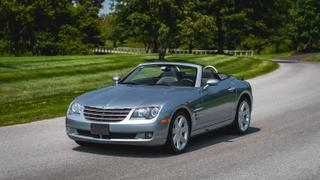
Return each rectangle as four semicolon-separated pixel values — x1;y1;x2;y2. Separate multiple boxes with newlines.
72;127;260;158
187;127;260;152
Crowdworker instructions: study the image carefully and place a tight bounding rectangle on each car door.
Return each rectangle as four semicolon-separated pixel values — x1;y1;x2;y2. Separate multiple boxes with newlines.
200;74;236;127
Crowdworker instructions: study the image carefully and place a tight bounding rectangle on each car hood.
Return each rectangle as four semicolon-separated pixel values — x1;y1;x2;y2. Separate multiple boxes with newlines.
76;84;198;108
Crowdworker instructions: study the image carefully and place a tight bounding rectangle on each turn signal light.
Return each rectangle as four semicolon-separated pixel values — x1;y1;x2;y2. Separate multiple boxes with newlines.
160;118;170;123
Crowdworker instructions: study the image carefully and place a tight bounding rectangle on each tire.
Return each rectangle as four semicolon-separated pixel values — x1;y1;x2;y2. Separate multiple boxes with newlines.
74;140;93;147
231;98;251;134
165;111;191;154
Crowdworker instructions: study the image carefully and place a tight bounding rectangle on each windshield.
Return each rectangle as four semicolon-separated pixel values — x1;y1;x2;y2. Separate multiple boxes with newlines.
120;64;197;87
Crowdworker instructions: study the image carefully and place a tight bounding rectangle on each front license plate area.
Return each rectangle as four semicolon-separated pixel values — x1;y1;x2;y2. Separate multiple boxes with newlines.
90;124;109;135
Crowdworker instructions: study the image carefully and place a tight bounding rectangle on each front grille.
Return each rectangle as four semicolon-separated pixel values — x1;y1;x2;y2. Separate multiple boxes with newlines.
84;106;131;122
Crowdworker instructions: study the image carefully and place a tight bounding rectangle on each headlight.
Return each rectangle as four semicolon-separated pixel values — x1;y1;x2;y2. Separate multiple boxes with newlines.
131;107;160;119
68;102;84;115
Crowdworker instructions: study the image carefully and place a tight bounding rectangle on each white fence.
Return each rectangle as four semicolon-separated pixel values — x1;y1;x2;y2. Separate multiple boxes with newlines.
92;47;147;54
168;49;254;56
92;47;254;57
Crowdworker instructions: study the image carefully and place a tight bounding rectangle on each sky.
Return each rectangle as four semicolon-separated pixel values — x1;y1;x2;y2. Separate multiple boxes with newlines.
100;0;111;15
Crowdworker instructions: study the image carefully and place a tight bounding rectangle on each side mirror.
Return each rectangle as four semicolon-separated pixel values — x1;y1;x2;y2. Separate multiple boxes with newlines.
112;76;121;85
206;79;219;86
203;79;219;91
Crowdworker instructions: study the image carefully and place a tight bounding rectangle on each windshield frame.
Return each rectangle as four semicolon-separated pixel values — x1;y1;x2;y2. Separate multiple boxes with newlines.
119;63;202;88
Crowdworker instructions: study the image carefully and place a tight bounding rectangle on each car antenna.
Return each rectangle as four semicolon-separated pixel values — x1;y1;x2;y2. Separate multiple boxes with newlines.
241;72;245;80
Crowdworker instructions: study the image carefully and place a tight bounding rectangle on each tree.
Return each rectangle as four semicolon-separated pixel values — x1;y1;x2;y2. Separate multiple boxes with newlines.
101;14;125;47
0;1;9;55
177;1;216;53
177;14;216;53
113;0;181;60
56;25;90;55
2;0;316;56
74;0;105;47
237;0;292;53
291;0;320;52
205;0;292;54
0;0;104;55
205;0;249;53
205;0;229;53
0;0;75;55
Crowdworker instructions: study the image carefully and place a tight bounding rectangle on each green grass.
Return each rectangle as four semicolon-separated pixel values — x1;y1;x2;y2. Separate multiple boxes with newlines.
253;51;294;59
304;53;320;62
0;54;278;126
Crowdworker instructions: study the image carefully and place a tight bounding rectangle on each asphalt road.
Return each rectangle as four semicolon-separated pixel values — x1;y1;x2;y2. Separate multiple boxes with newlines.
1;61;320;180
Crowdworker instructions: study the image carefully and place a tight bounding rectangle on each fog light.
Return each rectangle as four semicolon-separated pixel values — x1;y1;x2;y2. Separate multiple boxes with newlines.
136;132;153;139
136;132;145;139
145;132;153;139
66;127;77;134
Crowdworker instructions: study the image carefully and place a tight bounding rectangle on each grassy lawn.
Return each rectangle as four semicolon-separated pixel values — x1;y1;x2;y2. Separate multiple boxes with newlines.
0;54;278;126
304;53;320;61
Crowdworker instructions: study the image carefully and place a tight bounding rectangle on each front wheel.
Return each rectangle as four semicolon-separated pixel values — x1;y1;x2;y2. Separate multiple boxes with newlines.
232;98;251;134
166;111;190;154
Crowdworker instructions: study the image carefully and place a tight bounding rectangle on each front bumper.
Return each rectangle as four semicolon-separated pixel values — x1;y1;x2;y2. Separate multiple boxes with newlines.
65;112;170;146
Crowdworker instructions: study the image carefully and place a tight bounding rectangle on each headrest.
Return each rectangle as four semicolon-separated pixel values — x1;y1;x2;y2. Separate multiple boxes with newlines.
202;69;214;79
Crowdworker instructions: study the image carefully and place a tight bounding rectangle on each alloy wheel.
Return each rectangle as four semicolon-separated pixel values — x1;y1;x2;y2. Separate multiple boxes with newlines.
172;115;189;151
238;101;251;132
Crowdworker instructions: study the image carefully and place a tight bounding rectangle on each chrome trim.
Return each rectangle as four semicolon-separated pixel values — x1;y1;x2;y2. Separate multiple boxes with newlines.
193;107;204;112
228;86;236;91
83;106;132;122
203;65;218;73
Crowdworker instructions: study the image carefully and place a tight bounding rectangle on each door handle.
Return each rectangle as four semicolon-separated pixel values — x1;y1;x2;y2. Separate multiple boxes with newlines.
228;87;235;91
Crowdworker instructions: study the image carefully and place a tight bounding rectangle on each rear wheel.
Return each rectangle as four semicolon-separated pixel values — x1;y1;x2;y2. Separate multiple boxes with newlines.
232;98;251;134
166;111;190;154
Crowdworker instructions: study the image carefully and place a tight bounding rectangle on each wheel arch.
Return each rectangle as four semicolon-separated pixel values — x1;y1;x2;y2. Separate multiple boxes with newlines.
237;91;252;110
170;105;194;132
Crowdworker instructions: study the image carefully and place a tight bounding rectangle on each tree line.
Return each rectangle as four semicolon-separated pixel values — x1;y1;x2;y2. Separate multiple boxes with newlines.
0;0;319;59
0;0;104;55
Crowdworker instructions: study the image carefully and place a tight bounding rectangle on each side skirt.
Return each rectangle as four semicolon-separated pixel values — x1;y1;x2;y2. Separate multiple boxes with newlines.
190;119;234;137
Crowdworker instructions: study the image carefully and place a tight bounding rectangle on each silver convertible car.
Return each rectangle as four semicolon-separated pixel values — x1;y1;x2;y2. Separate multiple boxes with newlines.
66;62;252;153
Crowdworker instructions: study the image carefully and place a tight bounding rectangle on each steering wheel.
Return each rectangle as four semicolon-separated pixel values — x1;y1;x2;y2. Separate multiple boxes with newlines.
180;79;194;86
